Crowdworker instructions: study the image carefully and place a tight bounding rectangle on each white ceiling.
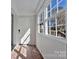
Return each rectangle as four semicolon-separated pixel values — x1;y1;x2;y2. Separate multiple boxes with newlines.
11;0;45;16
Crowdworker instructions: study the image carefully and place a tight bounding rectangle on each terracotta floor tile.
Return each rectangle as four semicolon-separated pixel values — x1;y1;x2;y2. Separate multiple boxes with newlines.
11;44;43;59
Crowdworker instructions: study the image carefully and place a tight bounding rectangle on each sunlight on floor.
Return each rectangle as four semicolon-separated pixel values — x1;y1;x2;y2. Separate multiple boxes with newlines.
21;28;30;44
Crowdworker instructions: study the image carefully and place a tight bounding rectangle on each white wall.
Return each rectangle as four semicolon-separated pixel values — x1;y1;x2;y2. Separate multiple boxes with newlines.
13;15;36;45
36;33;67;59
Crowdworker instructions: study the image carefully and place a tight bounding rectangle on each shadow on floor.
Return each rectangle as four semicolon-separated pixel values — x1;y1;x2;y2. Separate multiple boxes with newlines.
11;44;43;59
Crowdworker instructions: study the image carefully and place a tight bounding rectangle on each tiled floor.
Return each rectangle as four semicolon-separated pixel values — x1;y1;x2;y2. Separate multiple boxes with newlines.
11;44;43;59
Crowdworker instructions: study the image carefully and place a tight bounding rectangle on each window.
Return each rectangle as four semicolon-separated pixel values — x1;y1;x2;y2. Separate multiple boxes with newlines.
57;0;67;38
48;17;56;35
47;4;50;17
38;11;45;33
38;0;67;38
51;0;57;8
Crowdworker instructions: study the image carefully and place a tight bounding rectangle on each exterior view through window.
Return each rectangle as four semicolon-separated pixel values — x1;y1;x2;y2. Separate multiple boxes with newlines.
38;0;67;38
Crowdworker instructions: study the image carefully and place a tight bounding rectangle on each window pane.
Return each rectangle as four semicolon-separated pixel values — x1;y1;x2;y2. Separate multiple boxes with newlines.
40;13;42;22
51;7;57;17
40;12;44;22
57;10;66;25
48;12;50;17
57;26;66;38
58;0;67;10
42;11;44;20
47;4;50;17
48;19;55;27
48;4;50;11
39;12;44;33
51;0;57;8
57;0;67;38
58;0;62;2
40;23;44;33
48;17;56;35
